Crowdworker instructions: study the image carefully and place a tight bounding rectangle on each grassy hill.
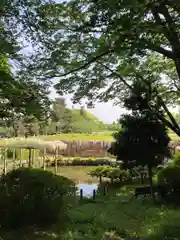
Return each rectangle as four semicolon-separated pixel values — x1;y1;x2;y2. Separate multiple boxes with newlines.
68;108;102;133
70;109;99;122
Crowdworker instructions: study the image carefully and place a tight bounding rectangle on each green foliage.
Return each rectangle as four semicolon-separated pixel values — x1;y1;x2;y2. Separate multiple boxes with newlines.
34;1;180;99
47;98;114;134
6;148;17;159
172;152;180;165
33;0;180;137
61;186;180;240
90;166;129;181
50;158;113;167
0;168;76;229
157;164;180;194
102;231;122;240
0;55;51;123
109;81;171;169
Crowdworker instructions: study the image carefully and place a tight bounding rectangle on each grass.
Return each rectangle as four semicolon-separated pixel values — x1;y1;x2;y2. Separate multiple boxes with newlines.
2;185;180;240
0;131;179;144
43;132;180;141
62;185;180;239
42;132;115;141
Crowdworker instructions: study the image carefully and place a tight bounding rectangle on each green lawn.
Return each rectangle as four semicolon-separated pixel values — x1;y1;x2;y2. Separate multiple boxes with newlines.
64;186;180;240
2;185;180;240
0;131;179;144
42;132;115;141
42;132;180;142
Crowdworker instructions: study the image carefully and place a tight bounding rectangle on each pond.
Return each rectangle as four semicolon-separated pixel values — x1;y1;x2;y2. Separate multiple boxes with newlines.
47;166;99;197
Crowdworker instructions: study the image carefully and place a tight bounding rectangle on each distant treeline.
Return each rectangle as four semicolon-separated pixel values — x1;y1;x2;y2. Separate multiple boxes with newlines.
0;98;120;137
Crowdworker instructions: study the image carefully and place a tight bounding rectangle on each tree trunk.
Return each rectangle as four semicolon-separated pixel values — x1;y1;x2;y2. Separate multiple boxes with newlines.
147;164;156;203
174;56;180;82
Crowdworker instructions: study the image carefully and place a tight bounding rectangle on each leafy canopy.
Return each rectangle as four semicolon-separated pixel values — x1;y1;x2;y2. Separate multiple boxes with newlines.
18;0;180;135
22;0;180;99
0;0;54;120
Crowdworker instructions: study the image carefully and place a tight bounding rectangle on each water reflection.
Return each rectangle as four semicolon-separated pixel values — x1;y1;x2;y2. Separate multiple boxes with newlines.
77;183;98;197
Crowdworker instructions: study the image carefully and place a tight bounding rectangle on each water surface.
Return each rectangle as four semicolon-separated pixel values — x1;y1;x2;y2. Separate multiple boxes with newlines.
77;183;98;197
48;166;99;196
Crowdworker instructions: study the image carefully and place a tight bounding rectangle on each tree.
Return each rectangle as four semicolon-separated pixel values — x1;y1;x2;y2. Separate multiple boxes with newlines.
0;1;52;121
109;81;171;201
80;106;86;119
23;115;40;136
21;0;180;136
61;109;73;133
29;1;180;79
51;98;66;122
2;0;180;137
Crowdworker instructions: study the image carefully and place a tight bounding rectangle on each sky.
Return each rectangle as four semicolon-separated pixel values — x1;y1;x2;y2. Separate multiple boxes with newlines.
50;87;126;123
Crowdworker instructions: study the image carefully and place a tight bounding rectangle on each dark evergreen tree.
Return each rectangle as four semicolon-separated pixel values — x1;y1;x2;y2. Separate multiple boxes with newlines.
109;81;171;201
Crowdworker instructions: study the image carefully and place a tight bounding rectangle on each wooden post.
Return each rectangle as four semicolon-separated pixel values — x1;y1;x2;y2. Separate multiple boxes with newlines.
99;175;102;184
43;148;46;171
19;148;22;167
28;148;32;168
103;185;106;196
80;189;83;201
93;189;96;200
32;149;36;167
3;148;7;175
13;148;16;169
55;147;58;174
39;151;42;168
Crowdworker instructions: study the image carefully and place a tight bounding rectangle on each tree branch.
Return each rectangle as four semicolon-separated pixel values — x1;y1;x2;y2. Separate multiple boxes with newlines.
156;112;180;136
58;50;114;78
96;62;133;89
144;41;174;59
156;94;180;134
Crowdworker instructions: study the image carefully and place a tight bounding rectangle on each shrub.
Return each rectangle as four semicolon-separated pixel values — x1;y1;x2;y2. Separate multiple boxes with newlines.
51;157;112;166
157;164;180;193
6;148;17;159
172;152;180;165
102;231;122;240
90;166;105;177
0;168;76;229
87;157;96;161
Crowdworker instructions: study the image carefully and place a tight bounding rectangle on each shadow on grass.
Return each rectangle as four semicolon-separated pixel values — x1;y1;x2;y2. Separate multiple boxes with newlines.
67;183;180;240
0;224;67;240
2;184;180;240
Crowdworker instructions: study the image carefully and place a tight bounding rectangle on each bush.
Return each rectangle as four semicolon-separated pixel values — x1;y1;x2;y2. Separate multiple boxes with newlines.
51;157;112;166
157;164;180;193
172;152;180;165
89;166;129;182
6;148;17;159
0;168;76;229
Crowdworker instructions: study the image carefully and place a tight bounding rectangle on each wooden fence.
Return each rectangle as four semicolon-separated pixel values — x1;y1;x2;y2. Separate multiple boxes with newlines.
44;140;112;157
0;146;59;175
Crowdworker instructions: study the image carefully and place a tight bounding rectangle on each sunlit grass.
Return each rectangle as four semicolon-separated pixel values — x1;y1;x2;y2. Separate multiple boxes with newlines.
42;132;115;141
64;186;180;239
0;131;179;143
